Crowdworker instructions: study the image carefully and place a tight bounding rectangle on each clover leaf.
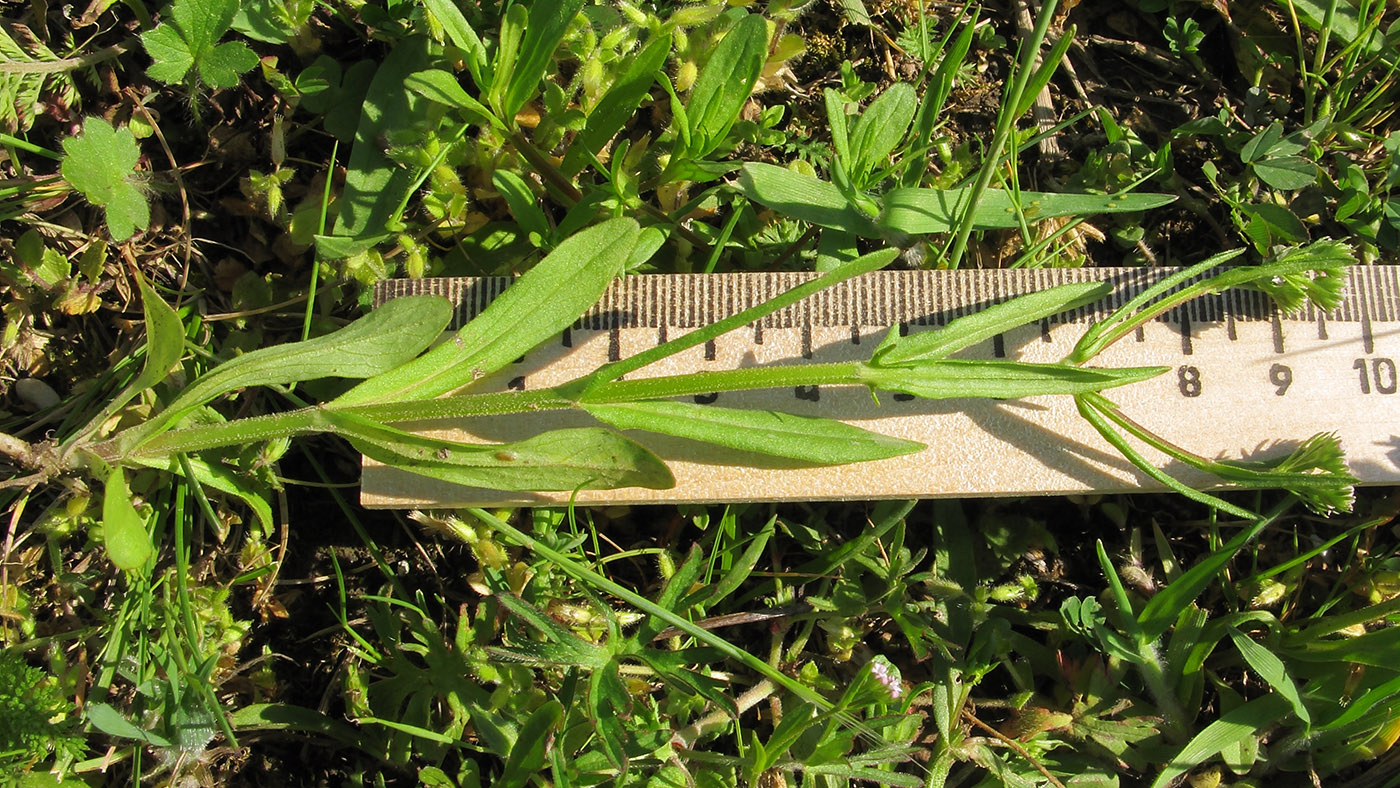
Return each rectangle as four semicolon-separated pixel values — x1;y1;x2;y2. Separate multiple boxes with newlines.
60;118;150;241
141;0;256;89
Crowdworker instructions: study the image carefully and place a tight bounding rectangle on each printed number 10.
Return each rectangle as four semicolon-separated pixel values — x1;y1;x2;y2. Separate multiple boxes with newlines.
1355;357;1398;395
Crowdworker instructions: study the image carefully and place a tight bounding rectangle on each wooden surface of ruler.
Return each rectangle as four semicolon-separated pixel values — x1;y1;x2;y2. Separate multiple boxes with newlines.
361;267;1400;507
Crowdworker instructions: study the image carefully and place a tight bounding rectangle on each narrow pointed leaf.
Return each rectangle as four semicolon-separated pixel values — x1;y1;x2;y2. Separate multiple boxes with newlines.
873;281;1111;364
131;295;452;445
561;35;670;176
501;0;584;119
332;37;433;238
735;163;879;237
406;69;504;130
419;0;489;87
1149;694;1291;788
98;274;184;421
102;468;153;571
858;360;1166;400
496;700;562;788
1226;627;1310;727
879;187;1176;234
585;400;922;464
686;13;767;157
337;218;639;405
342;416;673;491
846;83;916;186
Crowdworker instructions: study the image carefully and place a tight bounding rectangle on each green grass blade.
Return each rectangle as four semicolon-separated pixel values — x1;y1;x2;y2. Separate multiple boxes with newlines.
1150;694;1292;788
1227;626;1310;727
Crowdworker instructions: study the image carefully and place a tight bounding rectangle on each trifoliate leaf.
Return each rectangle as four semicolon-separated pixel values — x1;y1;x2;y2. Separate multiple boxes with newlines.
141;0;254;88
60;118;149;241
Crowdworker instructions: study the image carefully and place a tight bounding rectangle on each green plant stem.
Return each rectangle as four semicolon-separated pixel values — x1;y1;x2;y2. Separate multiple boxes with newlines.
302;140;338;343
1081;392;1349;495
584;363;865;402
944;0;1059;269
0;40;133;75
562;249;899;396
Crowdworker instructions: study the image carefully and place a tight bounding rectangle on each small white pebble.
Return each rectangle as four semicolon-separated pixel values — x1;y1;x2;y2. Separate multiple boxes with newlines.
15;378;60;410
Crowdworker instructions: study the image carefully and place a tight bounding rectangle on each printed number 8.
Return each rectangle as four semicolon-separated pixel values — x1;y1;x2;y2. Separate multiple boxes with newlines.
1177;365;1202;397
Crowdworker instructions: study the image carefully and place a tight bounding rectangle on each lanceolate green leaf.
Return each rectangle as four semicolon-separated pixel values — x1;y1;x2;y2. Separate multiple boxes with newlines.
1149;694;1291;788
878;186;1177;235
102;468;153;571
873;281;1112;365
331;36;432;239
846;83;916;188
685;13;768;158
500;0;585;119
583;400;923;464
735;163;878;237
561;35;670;176
132;275;185;404
405;69;504;130
68;274;185;449
1226;627;1310;727
131;295;453;443
737;162;1176;238
337;217;640;405
858;360;1167;400
346;418;674;491
419;0;490;88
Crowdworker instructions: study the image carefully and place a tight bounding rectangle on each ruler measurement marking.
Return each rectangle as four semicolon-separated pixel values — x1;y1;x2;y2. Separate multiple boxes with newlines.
364;267;1400;506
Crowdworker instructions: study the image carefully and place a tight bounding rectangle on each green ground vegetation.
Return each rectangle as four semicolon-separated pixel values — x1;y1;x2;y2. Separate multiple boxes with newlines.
1;0;1400;785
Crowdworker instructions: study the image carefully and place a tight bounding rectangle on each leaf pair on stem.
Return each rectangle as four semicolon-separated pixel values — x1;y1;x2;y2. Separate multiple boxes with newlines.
71;225;1358;573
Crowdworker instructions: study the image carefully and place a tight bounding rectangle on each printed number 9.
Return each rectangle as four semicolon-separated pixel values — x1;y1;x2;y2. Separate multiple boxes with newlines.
1269;363;1292;396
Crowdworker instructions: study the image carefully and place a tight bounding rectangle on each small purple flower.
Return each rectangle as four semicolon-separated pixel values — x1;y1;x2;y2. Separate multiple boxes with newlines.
869;659;903;700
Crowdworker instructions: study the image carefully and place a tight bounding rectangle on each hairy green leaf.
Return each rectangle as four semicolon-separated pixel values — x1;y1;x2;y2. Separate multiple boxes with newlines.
873;281;1111;365
405;69;504;130
685;13;767;158
102;468;153;571
878;186;1177;234
331;36;432;239
561;34;670;176
584;400;923;464
500;0;584;119
337;217;639;405
347;421;674;492
859;360;1167;400
846;83;916;188
141;0;255;88
126;295;451;447
735;163;878;237
60;118;149;241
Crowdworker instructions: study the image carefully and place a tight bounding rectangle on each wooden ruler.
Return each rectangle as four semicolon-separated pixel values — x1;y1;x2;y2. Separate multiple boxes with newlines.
361;266;1400;507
